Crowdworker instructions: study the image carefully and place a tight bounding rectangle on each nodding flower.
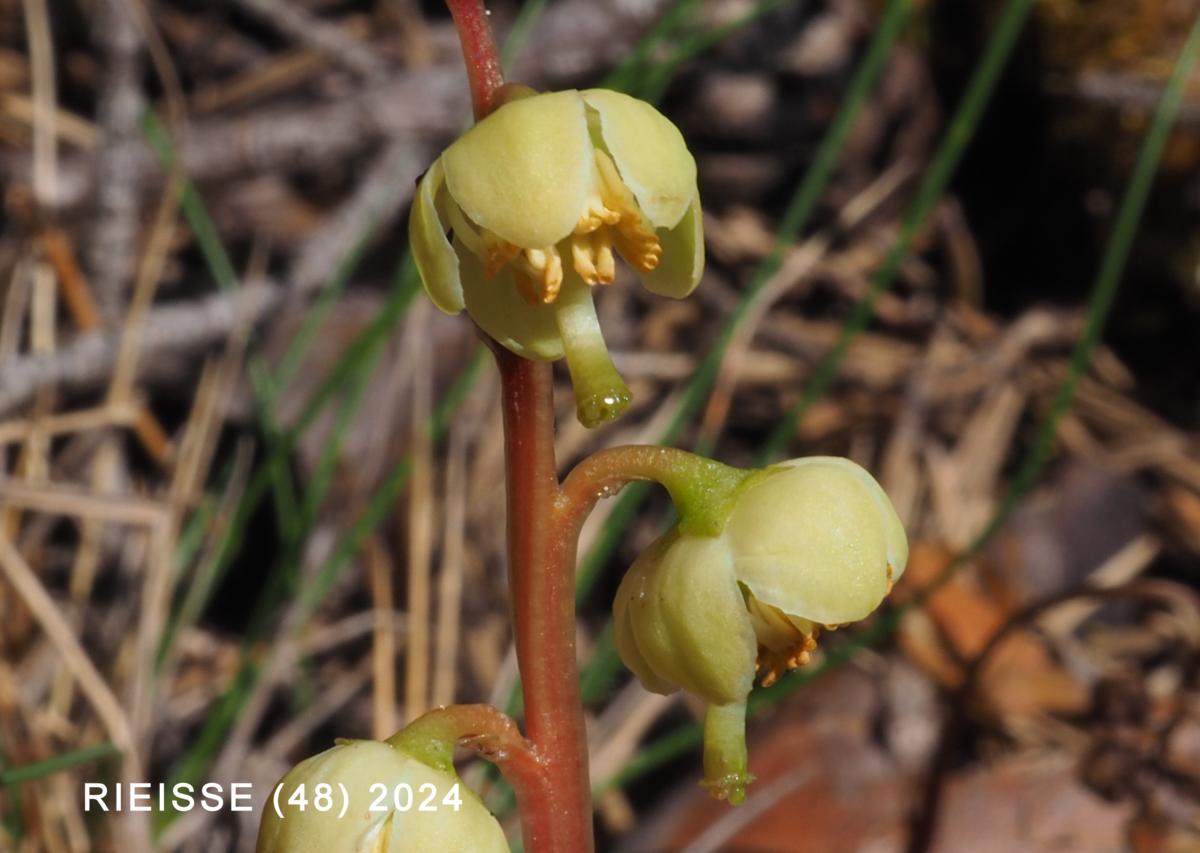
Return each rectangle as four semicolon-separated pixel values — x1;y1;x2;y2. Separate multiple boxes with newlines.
256;738;508;852
410;88;703;427
612;456;908;803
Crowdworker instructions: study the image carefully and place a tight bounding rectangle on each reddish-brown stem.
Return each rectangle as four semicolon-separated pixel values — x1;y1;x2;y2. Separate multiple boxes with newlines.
444;0;505;120
445;4;592;848
494;345;594;852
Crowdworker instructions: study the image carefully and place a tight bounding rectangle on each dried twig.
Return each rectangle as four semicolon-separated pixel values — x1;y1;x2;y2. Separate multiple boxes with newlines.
0;283;283;416
231;0;389;79
368;537;398;740
26;0;673;210
31;71;461;210
289;138;428;295
87;0;145;318
0;531;149;849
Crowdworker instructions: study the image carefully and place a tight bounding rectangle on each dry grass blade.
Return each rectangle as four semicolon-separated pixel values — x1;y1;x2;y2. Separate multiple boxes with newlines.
0;532;147;847
432;393;472;709
368;536;398;740
404;302;435;723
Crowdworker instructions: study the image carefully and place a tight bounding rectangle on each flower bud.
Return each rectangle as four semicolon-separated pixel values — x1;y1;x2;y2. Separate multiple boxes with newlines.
410;88;703;427
256;738;508;852
612;456;907;801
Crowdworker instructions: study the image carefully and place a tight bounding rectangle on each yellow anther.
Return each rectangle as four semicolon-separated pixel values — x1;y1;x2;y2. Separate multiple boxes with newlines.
592;149;664;273
570;230;617;285
571;237;598;285
594;233;616;282
614;219;662;272
514;246;563;304
755;634;818;687
574;197;621;235
748;594;820;687
483;233;520;279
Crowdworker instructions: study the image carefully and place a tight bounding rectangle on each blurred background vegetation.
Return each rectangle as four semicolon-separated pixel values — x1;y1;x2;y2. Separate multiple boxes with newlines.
1;0;1199;850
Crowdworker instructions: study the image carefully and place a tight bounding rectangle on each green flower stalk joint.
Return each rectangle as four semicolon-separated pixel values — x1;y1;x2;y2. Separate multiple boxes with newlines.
612;456;908;804
410;87;704;427
256;735;508;853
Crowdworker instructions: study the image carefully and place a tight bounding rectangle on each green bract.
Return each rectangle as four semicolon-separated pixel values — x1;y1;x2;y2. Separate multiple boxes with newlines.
255;739;508;853
410;88;703;427
612;457;908;802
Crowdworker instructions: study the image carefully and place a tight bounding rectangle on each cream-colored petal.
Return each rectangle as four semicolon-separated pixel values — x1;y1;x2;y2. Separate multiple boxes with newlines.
651;532;756;705
443;90;591;249
409;160;463;314
635;193;704;299
727;458;898;625
613;543;678;696
457;238;564;361
617;532;689;695
615;529;755;705
256;740;507;853
582;88;696;230
781;457;909;582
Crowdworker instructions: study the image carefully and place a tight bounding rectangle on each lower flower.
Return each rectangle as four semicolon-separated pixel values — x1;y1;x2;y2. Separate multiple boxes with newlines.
256;738;508;852
612;456;908;802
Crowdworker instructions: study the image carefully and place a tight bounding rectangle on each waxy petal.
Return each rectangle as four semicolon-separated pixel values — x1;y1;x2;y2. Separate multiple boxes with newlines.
727;457;902;625
582;89;696;230
615;530;756;705
457;238;564;361
444;90;592;249
409;160;463;314
613;536;678;696
636;193;704;299
256;740;507;853
817;456;909;582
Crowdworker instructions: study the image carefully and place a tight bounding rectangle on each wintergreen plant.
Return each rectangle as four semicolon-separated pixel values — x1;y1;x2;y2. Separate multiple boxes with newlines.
259;3;907;850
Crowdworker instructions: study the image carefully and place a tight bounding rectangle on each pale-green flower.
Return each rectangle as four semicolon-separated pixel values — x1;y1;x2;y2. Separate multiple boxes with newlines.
410;88;703;426
612;457;908;802
256;738;508;853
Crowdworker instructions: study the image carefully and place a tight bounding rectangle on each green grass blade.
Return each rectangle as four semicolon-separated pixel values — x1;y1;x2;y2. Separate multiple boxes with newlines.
603;0;703;94
158;267;422;666
501;0;550;71
0;742;120;787
299;347;487;617
757;0;1037;462
162;348;487;824
579;622;622;705
269;224;379;404
638;0;794;103
142;113;239;294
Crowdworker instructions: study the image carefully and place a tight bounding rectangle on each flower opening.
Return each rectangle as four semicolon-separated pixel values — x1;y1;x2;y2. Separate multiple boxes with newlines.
410;88;703;427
